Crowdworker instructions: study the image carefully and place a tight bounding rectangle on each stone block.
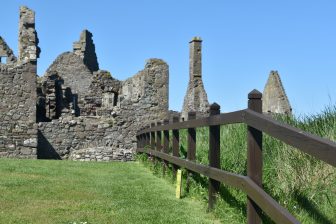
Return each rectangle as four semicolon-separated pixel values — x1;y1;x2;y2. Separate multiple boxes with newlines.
23;138;37;147
20;147;32;155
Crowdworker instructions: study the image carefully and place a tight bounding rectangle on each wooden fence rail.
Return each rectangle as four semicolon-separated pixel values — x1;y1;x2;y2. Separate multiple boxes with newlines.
136;89;336;224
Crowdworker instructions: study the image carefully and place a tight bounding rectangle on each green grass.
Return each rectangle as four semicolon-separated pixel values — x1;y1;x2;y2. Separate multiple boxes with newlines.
0;159;219;224
139;105;336;224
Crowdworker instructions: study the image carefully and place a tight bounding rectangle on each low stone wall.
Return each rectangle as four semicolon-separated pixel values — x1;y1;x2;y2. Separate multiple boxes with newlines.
37;116;131;161
68;147;132;162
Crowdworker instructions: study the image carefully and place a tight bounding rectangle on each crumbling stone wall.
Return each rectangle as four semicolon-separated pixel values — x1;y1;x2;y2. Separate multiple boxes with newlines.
37;116;125;160
181;37;209;120
37;58;169;160
73;30;99;72
1;6;169;161
0;6;39;159
0;36;17;64
18;6;40;62
43;52;93;97
0;62;37;158
114;58;169;149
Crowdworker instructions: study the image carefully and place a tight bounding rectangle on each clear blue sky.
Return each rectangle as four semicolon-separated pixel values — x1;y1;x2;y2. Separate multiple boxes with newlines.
1;1;336;116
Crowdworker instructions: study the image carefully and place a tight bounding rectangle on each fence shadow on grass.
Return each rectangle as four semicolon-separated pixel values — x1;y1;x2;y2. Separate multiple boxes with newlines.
294;190;333;224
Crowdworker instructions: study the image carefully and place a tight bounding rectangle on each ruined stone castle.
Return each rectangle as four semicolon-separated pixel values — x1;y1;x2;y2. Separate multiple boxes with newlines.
0;7;291;161
0;6;168;161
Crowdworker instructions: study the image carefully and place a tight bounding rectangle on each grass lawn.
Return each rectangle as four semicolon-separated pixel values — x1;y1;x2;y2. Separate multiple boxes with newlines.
0;159;219;224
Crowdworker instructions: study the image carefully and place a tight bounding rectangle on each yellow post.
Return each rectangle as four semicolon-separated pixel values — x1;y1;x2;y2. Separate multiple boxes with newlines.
176;169;182;199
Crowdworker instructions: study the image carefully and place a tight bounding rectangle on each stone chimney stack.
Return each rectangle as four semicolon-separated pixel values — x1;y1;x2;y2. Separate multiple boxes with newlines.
189;37;202;80
18;6;40;63
181;37;209;121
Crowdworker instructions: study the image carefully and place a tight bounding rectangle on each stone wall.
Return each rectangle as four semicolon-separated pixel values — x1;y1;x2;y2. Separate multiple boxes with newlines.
73;30;99;73
18;6;40;62
1;6;169;161
37;58;169;161
37;116;126;160
0;62;37;158
43;52;93;97
0;36;17;63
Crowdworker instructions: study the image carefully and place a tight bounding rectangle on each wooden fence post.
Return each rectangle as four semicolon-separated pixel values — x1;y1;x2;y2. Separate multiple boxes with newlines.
172;116;180;177
140;133;143;149
247;89;263;224
187;111;196;160
150;122;155;150
208;103;221;210
150;123;156;164
141;129;145;149
136;135;140;150
146;125;150;147
186;111;196;192
156;122;162;152
163;119;170;175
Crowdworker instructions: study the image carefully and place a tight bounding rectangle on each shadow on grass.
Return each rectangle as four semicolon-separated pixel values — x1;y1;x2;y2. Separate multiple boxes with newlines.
190;173;247;215
294;190;333;224
190;173;277;224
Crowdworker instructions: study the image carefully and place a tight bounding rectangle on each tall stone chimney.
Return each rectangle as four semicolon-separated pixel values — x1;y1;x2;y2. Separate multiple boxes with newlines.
189;36;202;79
18;6;40;63
181;37;209;120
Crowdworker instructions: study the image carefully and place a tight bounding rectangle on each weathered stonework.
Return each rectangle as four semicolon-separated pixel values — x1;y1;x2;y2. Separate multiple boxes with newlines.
263;70;292;115
0;36;17;64
0;62;37;158
181;37;209;120
18;6;40;62
0;6;39;158
1;6;168;161
2;6;293;161
43;52;93;97
73;30;99;72
37;58;169;160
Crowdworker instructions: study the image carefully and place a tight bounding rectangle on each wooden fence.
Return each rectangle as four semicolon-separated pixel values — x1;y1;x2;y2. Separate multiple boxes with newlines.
136;89;336;224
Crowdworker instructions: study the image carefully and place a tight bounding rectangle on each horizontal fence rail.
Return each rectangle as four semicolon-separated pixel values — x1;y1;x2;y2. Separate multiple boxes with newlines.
137;110;245;134
243;109;336;166
136;89;336;224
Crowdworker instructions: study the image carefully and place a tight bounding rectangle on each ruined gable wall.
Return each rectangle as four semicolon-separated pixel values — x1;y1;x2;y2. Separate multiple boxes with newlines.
44;52;93;96
0;36;17;63
263;71;292;115
0;62;37;158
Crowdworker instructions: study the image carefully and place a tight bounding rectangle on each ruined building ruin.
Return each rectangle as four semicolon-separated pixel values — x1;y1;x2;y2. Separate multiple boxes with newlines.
0;7;293;161
181;37;209;120
262;70;292;115
0;6;168;161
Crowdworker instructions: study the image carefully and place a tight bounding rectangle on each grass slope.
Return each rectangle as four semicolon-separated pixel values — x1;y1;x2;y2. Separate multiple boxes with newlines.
0;159;218;224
